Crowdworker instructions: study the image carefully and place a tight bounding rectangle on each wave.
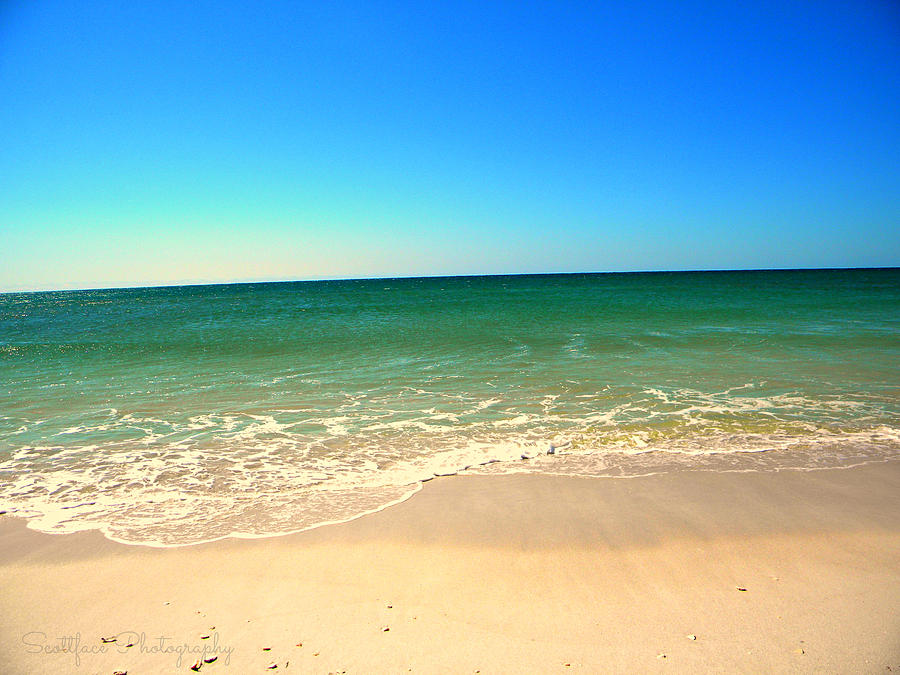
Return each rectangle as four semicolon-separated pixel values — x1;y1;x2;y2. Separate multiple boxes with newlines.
1;385;898;546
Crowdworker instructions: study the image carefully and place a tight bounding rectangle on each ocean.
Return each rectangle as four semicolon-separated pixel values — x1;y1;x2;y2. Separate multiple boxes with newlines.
1;269;898;546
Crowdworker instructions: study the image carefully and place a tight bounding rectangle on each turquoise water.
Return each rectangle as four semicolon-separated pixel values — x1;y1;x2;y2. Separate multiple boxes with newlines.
1;269;899;545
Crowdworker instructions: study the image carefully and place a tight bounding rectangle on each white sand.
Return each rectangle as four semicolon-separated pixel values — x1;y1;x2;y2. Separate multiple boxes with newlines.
1;461;899;673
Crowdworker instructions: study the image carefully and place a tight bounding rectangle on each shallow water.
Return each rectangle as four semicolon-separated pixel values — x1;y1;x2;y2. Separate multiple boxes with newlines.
1;269;898;545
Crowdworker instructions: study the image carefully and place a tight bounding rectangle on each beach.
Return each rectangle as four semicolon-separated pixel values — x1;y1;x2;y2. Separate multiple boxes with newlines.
2;460;898;674
4;0;899;669
2;271;899;672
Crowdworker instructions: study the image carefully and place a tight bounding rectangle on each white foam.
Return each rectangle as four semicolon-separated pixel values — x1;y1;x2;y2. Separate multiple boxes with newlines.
3;380;898;547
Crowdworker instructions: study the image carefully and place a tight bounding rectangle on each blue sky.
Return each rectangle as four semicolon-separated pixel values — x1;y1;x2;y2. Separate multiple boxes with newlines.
1;0;898;291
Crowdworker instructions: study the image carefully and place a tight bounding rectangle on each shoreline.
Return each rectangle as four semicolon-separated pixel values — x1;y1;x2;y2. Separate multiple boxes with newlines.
1;461;899;672
4;452;898;550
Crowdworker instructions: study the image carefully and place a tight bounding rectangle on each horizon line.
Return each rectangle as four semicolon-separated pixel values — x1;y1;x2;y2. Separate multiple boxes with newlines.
3;265;898;295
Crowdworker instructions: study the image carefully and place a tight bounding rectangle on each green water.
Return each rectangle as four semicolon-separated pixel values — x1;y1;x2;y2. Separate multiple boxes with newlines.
1;269;898;545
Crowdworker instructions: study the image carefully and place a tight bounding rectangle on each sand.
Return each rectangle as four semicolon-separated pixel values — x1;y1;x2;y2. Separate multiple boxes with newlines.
1;461;899;673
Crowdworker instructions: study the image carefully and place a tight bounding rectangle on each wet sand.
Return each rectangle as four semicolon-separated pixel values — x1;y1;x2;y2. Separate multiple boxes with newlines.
1;461;899;673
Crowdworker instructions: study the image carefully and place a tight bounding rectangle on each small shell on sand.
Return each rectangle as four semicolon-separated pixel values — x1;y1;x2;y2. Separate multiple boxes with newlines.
736;587;748;592
266;663;278;669
382;626;390;632
687;634;697;640
100;636;117;643
657;653;667;659
113;671;127;675
262;646;272;651
200;635;210;640
189;660;202;671
203;656;218;664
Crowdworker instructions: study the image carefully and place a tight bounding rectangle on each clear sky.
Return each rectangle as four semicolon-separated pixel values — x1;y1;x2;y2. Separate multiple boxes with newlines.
1;0;898;291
